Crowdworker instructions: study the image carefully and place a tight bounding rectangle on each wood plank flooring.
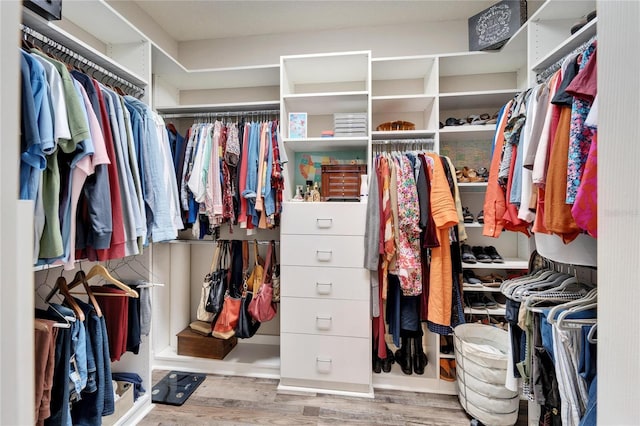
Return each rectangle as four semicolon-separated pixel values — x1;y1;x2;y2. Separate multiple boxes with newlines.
139;371;528;425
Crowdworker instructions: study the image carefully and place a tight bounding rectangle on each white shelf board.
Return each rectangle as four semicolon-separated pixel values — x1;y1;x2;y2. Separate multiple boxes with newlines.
439;352;456;360
439;124;496;142
439;47;526;77
463;222;483;228
153;343;281;379
371;130;436;140
52;0;145;45
282;51;370;87
284;137;368;153
371;55;436;80
462;258;529;270
153;48;280;90
155;101;280;115
439;89;519;110
532;18;597;72
457;182;489;191
282;92;368;115
22;9;148;86
113;394;153;426
462;284;503;293
464;307;506;316
528;0;596;23
371;95;436;113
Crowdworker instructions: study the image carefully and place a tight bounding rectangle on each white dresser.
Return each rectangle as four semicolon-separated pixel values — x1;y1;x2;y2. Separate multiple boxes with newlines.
278;201;372;396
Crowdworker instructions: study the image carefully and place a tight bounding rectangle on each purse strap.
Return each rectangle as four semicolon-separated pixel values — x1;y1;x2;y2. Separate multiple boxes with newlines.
260;240;274;287
209;241;222;274
252;239;260;267
242;240;249;294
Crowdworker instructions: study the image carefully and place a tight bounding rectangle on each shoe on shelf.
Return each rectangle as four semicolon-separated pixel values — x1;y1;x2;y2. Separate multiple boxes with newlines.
472;246;492;263
381;346;395;373
482;294;498;309
476;210;484;224
463;207;474;223
440;335;454;354
461;244;477;264
440;359;456;382
463;270;482;285
493;293;507;309
465;293;486;309
484;246;504;263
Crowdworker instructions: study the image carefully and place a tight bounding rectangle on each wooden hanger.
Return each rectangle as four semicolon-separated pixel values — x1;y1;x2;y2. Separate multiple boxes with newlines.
67;270;103;317
45;276;86;322
86;264;139;298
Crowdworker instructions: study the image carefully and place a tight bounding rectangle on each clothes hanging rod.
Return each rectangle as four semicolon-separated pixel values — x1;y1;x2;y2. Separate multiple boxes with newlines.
536;35;597;83
163;239;280;245
160;109;280;120
372;139;434;145
20;24;145;98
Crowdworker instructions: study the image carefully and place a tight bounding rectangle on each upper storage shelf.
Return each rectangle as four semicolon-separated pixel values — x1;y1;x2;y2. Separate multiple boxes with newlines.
22;6;148;87
371;56;437;97
281;51;370;96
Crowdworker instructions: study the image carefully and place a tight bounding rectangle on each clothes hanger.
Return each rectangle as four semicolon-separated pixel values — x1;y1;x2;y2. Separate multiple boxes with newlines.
556;301;597;330
67;270;103;317
546;288;598;325
86;264;139;298
37;304;72;329
45;276;86;322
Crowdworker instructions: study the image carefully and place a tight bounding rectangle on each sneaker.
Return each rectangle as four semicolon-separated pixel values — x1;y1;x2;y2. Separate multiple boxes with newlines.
484;246;504;263
463;270;482;285
461;244;477;264
472;246;492;263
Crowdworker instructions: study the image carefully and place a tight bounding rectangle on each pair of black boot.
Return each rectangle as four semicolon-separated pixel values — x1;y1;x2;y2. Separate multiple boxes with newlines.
395;336;428;375
372;346;395;373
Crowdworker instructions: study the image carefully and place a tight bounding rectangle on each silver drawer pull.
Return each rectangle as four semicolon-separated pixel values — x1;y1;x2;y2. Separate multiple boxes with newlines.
316;315;332;321
316;357;332;363
316;218;333;228
316;282;332;294
316;315;332;330
316;250;332;261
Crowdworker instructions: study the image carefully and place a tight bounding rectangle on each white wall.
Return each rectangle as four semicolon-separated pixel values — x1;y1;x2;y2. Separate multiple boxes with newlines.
597;0;640;423
177;20;469;69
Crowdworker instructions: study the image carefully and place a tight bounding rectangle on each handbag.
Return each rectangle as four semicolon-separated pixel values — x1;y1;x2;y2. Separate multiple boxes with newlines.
211;290;241;339
246;239;264;292
205;241;230;315
248;240;278;323
235;241;261;338
196;242;221;322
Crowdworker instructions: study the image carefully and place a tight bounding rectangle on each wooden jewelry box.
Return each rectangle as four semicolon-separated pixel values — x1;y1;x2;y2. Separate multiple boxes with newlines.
320;164;367;201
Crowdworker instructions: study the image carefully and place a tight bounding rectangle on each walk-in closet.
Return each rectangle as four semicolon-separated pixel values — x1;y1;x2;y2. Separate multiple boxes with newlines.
2;0;638;424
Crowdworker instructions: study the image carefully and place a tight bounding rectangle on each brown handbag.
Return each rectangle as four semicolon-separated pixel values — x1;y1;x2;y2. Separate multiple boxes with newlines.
211;290;241;339
248;241;277;323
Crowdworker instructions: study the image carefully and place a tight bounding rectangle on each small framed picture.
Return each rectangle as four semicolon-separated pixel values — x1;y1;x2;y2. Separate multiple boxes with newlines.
288;112;307;139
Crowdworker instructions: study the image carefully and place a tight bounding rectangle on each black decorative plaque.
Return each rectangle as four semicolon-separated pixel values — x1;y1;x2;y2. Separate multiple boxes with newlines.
468;1;527;51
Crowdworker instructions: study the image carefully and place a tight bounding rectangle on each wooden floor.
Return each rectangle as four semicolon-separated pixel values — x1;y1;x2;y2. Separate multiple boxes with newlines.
139;370;528;425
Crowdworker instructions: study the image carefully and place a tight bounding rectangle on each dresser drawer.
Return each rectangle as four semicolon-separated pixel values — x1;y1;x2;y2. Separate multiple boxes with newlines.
281;202;366;236
281;266;369;300
280;333;370;386
280;298;369;337
280;235;364;268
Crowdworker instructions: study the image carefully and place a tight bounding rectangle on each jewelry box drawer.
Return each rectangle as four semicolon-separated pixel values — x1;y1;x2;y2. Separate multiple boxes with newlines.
281;202;366;236
280;266;369;300
280;297;369;337
280;333;370;386
280;235;364;268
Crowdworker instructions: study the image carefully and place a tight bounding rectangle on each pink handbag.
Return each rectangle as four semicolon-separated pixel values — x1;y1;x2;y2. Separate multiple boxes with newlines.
248;241;277;322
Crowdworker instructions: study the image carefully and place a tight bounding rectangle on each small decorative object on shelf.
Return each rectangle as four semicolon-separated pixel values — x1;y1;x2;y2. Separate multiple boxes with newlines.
375;120;415;131
288;112;307;139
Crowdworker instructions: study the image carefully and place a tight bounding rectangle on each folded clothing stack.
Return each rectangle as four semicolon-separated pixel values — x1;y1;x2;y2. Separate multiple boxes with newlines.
334;112;367;137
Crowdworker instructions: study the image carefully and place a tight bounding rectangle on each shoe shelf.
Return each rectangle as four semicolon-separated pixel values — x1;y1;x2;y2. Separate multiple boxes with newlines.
462;259;529;270
462;284;503;293
439;352;456;360
283;136;369;152
463;307;506;316
532;18;597;73
462;222;483;228
457;182;488;192
439;124;496;142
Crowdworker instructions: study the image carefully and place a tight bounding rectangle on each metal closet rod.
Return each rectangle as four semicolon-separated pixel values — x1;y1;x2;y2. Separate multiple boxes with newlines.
20;24;145;97
536;35;597;83
161;110;280;120
372;138;434;145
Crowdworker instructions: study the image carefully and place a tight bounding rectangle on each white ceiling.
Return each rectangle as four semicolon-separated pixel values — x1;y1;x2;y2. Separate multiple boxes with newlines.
134;0;497;42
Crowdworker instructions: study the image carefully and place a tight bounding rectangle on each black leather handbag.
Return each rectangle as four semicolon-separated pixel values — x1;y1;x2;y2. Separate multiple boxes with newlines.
235;241;260;338
205;241;230;314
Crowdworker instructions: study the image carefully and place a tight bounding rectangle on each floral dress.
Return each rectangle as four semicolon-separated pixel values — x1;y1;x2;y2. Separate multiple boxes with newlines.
395;155;422;296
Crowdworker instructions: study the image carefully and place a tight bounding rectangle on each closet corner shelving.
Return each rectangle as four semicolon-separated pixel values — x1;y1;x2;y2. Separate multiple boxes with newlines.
23;1;155;425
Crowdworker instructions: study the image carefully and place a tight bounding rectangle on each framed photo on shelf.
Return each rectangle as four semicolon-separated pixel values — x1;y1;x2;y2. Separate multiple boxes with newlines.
288;112;307;139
